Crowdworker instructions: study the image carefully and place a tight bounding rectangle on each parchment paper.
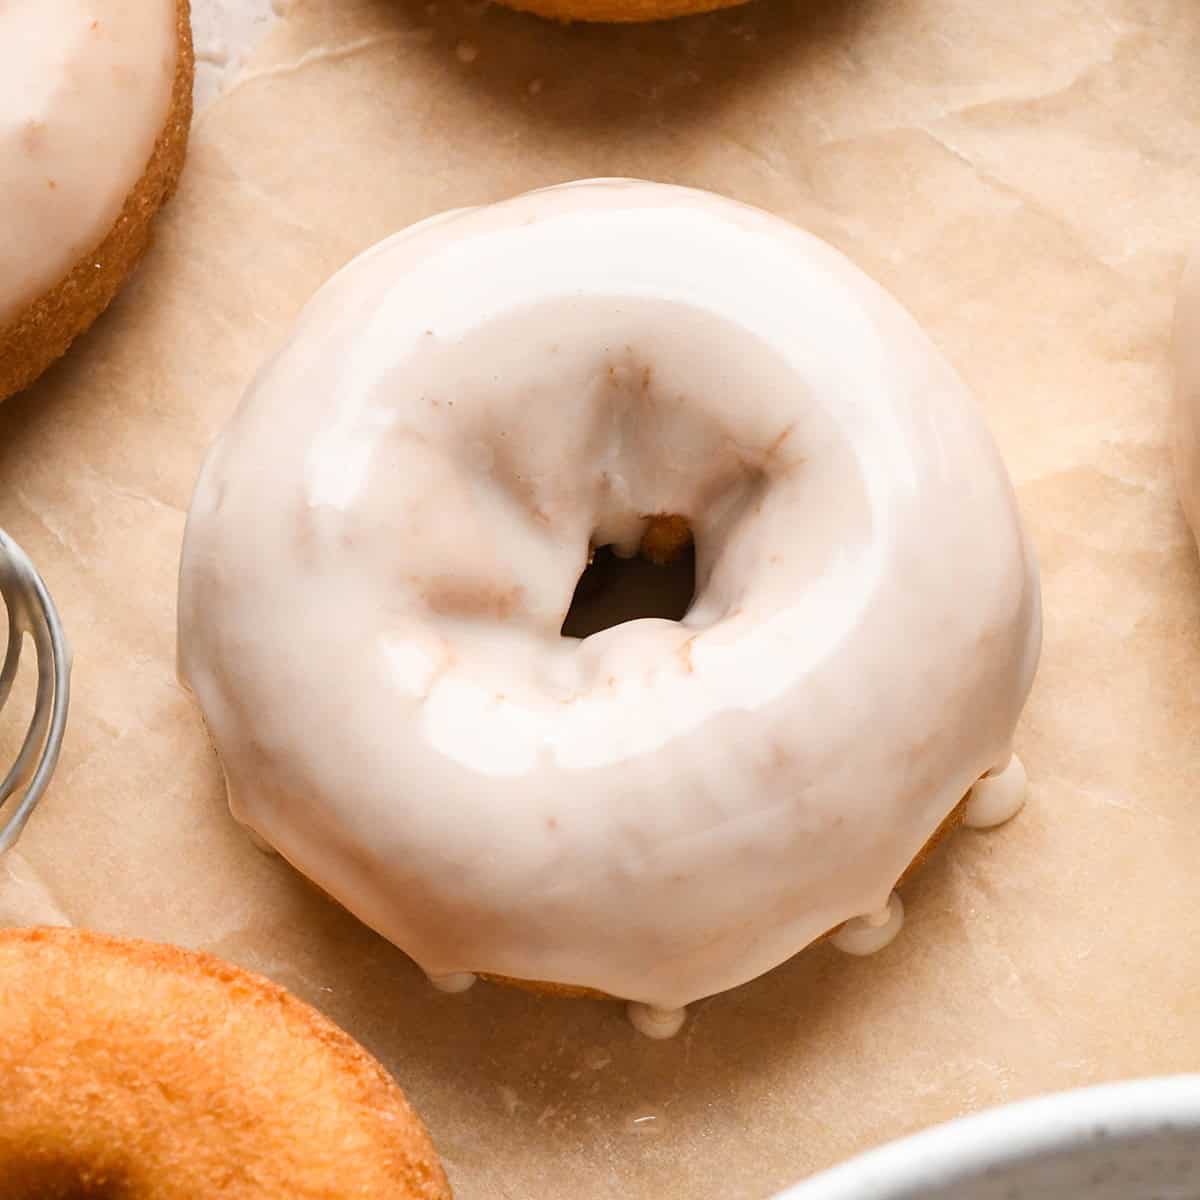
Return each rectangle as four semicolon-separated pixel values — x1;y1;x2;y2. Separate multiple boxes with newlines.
2;1;1200;1196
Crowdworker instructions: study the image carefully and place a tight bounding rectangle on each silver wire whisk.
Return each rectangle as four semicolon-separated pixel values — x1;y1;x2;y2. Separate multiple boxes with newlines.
0;529;70;855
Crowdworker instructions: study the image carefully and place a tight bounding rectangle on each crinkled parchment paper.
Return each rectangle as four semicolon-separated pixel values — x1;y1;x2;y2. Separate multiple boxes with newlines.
2;1;1200;1196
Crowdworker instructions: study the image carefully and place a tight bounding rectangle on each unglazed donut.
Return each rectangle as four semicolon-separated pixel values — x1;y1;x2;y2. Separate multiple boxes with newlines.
0;927;450;1198
1174;251;1200;540
178;180;1041;1029
0;1;193;402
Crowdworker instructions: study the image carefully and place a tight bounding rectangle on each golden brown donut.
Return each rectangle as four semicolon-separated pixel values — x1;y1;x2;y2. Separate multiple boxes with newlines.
0;927;451;1199
0;1;193;402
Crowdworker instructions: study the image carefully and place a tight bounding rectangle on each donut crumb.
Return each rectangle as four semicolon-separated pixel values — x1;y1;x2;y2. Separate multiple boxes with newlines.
639;514;692;565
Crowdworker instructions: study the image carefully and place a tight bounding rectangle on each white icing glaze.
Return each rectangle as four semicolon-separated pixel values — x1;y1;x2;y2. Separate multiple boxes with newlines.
963;753;1027;829
0;2;178;327
178;180;1042;1011
830;893;904;956
428;971;477;994
627;1002;688;1039
1174;252;1200;541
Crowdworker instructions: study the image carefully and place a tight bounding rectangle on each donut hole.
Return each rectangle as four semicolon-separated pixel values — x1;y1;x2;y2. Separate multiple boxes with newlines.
561;516;696;640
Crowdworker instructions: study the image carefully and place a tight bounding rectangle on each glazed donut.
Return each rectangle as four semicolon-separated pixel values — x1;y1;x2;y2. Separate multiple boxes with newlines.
178;180;1041;1032
0;927;450;1198
1174;251;1200;541
0;1;193;402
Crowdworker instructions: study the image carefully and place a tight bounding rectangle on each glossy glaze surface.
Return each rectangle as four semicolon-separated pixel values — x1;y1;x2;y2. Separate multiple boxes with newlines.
178;180;1041;1009
0;2;178;325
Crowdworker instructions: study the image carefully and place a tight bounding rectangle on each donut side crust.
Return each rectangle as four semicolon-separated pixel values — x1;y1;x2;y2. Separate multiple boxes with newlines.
0;0;194;403
0;926;452;1199
496;0;746;22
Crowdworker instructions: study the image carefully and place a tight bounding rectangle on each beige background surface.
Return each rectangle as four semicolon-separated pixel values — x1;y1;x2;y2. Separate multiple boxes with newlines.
2;1;1200;1196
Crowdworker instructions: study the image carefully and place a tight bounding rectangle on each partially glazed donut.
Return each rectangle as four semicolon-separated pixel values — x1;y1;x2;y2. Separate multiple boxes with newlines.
179;180;1041;1021
0;1;192;401
0;927;450;1198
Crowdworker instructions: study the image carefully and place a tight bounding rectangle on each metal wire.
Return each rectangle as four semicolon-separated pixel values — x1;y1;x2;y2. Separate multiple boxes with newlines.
0;529;71;855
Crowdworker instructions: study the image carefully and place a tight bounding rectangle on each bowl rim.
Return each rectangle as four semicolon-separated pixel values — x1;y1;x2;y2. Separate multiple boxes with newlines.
775;1074;1200;1200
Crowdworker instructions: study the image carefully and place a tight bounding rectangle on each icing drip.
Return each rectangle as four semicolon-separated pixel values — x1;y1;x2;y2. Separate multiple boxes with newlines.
428;972;477;994
830;893;905;957
627;1003;688;1039
964;755;1028;829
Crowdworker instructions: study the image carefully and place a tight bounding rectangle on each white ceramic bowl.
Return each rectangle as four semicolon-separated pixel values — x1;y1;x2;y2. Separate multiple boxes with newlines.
777;1076;1200;1200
